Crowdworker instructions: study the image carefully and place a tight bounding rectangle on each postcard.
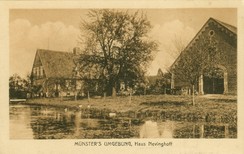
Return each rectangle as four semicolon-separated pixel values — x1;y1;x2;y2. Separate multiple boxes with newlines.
0;1;243;154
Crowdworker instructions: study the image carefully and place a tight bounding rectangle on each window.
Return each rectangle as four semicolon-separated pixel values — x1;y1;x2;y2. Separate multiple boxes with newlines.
36;67;40;77
65;80;71;88
33;68;36;77
40;66;43;77
33;66;44;79
209;30;215;36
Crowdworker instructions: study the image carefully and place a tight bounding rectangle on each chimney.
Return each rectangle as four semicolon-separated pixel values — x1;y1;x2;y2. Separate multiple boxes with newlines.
73;47;81;55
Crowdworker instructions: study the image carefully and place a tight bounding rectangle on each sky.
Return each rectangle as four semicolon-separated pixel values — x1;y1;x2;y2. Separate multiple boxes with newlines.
9;9;237;77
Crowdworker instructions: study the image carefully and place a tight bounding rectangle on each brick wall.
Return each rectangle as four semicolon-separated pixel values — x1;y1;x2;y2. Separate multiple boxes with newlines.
173;21;237;94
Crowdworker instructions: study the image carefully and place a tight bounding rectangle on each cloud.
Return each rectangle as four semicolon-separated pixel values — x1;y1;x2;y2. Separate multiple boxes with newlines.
10;19;80;77
9;18;196;77
147;19;196;75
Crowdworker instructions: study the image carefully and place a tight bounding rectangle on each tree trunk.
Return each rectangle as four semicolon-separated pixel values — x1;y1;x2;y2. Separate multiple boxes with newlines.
107;79;117;97
88;91;90;101
125;80;128;91
112;86;116;98
192;84;195;106
111;79;117;98
60;91;63;101
103;92;106;100
74;91;77;101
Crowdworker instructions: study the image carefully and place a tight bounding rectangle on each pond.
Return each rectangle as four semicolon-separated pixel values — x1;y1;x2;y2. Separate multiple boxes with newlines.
9;104;236;139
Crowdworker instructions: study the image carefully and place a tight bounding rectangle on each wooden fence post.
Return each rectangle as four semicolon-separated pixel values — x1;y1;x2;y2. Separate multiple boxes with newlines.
88;91;90;101
225;124;229;138
200;124;204;138
103;92;106;100
129;92;132;103
193;124;195;138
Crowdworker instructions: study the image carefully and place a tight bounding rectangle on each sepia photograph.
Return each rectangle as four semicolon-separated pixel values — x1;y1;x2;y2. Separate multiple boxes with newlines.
8;8;237;139
1;1;244;154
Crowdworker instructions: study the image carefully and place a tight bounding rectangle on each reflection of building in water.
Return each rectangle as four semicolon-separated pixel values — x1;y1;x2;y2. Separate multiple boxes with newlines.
55;112;62;121
40;107;56;117
139;120;174;138
63;110;73;122
140;121;159;138
10;106;34;139
157;120;174;138
81;119;100;128
74;111;82;136
73;111;101;138
28;106;76;139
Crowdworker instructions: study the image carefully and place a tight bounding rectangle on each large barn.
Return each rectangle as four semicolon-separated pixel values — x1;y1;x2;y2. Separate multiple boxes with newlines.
170;18;237;95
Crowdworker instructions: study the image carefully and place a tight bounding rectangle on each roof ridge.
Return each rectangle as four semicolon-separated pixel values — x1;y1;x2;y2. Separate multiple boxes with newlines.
210;17;237;34
211;17;236;28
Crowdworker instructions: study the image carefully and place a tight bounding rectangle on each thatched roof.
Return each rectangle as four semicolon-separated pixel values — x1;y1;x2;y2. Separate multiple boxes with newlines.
36;49;77;79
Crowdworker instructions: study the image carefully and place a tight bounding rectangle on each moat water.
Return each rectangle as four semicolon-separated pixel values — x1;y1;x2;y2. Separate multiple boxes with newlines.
9;104;236;139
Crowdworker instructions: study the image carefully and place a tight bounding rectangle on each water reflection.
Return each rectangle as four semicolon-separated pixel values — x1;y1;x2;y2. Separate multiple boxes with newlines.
10;105;33;139
9;104;237;139
140;120;179;138
74;111;81;137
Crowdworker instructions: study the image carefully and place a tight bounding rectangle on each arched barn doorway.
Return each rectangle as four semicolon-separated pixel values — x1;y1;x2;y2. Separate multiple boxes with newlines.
202;66;227;94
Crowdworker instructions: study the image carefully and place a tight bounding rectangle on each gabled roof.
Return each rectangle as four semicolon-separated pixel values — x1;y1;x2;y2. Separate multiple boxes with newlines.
35;49;77;79
170;17;237;71
213;18;237;34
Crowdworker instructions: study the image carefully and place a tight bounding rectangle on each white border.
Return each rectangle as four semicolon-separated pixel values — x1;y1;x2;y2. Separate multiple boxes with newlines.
0;1;243;154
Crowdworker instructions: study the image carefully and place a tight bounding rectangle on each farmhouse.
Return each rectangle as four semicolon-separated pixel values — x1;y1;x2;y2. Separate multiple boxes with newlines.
31;48;84;97
31;48;134;97
170;18;237;95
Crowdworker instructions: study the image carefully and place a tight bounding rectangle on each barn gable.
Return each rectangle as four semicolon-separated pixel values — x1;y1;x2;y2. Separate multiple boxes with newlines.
170;18;237;95
171;18;236;70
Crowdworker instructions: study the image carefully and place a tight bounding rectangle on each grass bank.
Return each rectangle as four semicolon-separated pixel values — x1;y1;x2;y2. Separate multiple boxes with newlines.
24;94;237;124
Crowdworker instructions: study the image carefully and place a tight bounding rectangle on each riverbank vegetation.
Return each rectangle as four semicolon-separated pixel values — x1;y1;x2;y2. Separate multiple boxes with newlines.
24;95;237;124
20;94;237;138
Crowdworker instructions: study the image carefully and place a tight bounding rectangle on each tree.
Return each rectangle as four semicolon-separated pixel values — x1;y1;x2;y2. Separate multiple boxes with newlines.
162;35;188;78
159;71;172;94
146;69;171;95
172;35;219;105
9;74;30;99
78;10;158;97
165;35;188;62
